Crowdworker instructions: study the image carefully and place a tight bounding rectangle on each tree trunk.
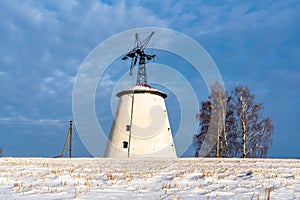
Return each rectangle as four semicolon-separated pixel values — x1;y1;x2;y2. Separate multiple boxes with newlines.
240;94;248;158
223;124;229;157
216;129;220;158
242;124;247;158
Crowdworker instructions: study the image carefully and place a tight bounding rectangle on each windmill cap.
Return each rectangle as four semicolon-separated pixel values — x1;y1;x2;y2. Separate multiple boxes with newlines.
116;84;167;98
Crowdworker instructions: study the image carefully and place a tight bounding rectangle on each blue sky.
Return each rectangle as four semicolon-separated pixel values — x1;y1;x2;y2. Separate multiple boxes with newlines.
0;0;299;158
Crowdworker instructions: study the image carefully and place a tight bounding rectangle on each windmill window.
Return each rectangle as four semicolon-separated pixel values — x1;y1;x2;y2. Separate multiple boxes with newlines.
123;141;128;148
126;125;131;131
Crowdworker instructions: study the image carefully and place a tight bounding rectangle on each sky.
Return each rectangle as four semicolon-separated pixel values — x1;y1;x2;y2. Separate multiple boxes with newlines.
0;0;299;158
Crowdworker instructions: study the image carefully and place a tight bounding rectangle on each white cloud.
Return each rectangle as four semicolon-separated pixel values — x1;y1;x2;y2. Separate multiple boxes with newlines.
0;116;65;126
0;71;7;76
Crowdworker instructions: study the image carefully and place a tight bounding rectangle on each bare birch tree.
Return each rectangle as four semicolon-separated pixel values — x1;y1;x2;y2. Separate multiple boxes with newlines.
193;82;228;158
225;96;239;157
193;84;274;158
209;82;228;157
193;101;211;157
232;86;273;158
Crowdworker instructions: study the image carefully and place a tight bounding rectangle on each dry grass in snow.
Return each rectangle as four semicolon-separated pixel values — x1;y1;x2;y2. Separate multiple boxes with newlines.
0;158;299;199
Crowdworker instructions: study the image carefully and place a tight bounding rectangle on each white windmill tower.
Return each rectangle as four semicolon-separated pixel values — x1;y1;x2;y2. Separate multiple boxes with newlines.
104;32;177;158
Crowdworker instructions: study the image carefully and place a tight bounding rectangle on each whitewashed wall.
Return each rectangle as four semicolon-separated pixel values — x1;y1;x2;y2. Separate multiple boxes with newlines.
104;85;177;158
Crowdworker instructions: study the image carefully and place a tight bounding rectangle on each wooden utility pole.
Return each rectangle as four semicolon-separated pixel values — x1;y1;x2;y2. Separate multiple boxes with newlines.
69;120;72;158
61;120;73;158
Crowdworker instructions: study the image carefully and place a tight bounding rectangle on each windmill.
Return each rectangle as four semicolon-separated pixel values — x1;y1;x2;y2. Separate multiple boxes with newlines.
104;32;177;158
122;31;156;85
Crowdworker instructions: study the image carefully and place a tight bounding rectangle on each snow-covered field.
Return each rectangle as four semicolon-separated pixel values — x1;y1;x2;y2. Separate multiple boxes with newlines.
0;158;299;199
